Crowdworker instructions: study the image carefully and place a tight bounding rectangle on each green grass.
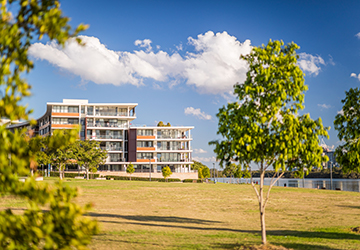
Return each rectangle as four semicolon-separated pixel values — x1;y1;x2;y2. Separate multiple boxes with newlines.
2;178;360;249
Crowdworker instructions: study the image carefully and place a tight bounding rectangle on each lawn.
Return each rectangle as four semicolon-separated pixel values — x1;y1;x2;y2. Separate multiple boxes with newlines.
2;178;360;249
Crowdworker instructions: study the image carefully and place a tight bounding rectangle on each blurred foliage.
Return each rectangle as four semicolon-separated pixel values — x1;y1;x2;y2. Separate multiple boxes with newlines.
334;87;360;173
0;0;98;249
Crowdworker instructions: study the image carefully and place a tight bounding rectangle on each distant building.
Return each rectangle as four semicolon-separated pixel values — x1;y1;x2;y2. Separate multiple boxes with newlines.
7;99;196;178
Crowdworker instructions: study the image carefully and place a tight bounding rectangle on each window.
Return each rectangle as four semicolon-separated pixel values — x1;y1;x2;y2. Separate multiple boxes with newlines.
68;106;79;113
137;141;153;147
81;106;85;114
52;118;79;125
87;106;93;115
137;152;153;159
137;129;153;136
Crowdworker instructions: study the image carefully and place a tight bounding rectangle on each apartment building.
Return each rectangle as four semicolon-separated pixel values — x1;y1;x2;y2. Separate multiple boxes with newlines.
7;99;194;174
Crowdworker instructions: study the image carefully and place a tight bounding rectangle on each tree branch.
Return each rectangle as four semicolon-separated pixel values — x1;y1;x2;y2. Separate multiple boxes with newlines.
263;171;285;208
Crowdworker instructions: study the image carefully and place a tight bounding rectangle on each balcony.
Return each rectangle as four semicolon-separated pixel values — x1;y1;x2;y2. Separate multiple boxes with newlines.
101;146;123;151
87;122;128;128
95;112;131;117
95;135;123;140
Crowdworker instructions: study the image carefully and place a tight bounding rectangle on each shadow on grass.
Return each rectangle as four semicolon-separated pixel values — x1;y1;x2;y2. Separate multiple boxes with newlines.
91;213;360;243
88;212;221;224
211;242;340;250
337;205;360;210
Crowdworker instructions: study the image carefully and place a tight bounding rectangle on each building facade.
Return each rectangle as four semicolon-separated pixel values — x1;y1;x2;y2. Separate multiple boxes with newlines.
8;99;194;174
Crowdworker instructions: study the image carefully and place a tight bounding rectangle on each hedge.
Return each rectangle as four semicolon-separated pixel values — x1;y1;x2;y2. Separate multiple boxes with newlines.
37;171;99;178
105;175;181;182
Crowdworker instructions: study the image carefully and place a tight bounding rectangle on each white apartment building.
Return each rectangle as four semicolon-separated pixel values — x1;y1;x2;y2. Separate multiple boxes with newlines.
8;99;194;174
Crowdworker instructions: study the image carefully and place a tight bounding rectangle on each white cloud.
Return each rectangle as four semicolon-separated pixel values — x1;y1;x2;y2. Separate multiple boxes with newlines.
184;107;212;120
29;31;252;95
356;32;360;39
337;109;344;116
318;103;331;109
194;148;207;154
193;156;216;163
29;32;326;94
134;39;152;52
298;53;325;76
350;73;360;81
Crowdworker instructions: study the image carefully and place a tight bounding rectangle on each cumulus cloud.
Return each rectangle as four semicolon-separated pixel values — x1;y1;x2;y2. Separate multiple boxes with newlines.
194;148;207;154
298;53;325;76
184;107;212;120
29;31;252;95
318;103;331;109
193;156;216;162
337;109;344;116
29;31;326;95
356;32;360;39
350;73;360;81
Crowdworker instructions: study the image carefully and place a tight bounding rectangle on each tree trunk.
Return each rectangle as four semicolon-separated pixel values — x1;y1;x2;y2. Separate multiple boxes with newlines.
59;164;63;180
260;170;266;245
86;168;89;180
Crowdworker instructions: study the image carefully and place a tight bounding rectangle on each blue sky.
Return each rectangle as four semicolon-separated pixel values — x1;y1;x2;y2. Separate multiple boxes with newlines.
24;0;360;168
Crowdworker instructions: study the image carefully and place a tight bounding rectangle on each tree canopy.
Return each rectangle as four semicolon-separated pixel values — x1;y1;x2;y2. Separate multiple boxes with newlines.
162;166;172;181
210;40;329;244
72;140;107;180
0;0;97;248
334;87;360;173
126;163;135;180
191;160;210;179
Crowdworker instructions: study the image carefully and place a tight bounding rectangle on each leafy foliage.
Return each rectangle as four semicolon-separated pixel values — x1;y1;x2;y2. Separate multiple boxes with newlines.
126;163;135;180
334;87;360;173
0;0;97;249
157;121;171;127
210;40;329;244
162;166;172;181
191;160;210;179
72;140;107;180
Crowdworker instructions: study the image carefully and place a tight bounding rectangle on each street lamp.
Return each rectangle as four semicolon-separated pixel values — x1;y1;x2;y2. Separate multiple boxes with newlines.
330;161;333;190
149;158;152;182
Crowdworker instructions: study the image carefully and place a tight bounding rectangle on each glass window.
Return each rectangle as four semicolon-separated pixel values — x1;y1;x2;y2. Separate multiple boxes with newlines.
137;129;153;136
137;141;153;147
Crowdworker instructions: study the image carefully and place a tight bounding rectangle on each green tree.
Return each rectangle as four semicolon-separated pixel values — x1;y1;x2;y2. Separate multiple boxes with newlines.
126;163;135;180
334;87;360;172
201;166;210;179
73;140;107;180
191;160;210;179
157;121;164;126
0;0;98;249
162;166;172;181
210;40;328;245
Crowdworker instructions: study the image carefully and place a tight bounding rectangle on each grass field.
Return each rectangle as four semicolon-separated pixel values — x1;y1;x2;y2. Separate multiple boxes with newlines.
2;178;360;249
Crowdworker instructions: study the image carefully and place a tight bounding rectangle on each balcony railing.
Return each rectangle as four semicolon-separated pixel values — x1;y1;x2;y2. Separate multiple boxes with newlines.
87;122;128;128
95;112;132;117
95;135;123;140
100;146;123;151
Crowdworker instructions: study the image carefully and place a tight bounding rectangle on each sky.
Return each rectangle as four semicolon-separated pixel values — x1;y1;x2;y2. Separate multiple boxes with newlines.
22;0;360;168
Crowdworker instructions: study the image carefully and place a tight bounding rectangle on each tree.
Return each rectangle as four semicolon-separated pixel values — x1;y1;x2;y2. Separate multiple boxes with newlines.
334;87;360;173
127;163;135;180
191;160;210;179
162;166;172;181
73;140;107;180
0;1;98;248
210;40;328;245
201;166;210;179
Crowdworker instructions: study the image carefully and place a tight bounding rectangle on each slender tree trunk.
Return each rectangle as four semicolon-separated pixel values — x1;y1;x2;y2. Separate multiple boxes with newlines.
260;169;266;245
59;164;63;180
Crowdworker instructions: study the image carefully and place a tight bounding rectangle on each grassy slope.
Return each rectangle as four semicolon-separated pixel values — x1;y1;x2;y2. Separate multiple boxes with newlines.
2;178;360;249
